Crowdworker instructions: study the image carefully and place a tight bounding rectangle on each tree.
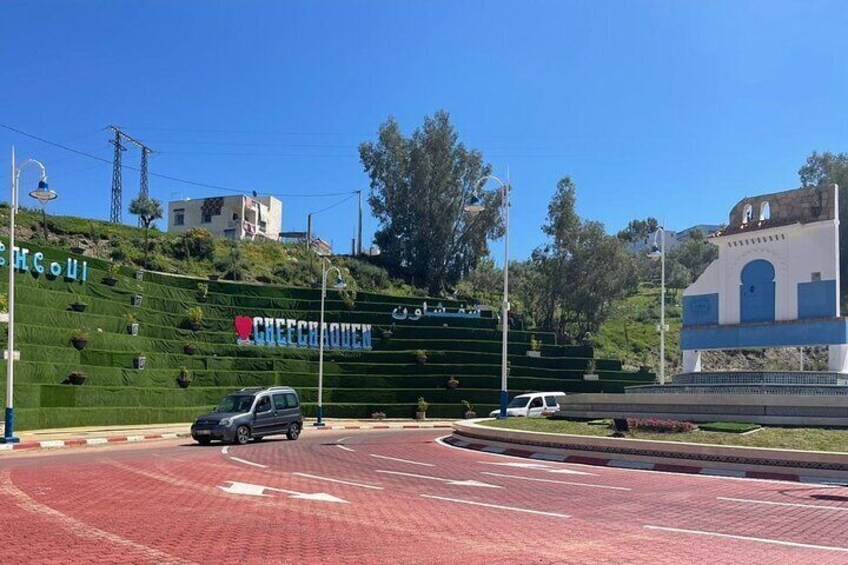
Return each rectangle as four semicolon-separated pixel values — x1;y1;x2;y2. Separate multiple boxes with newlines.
617;217;659;243
799;151;848;296
128;196;163;269
360;111;503;294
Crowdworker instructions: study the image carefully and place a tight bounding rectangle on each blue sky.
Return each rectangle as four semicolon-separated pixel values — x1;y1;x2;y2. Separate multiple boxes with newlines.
2;1;847;261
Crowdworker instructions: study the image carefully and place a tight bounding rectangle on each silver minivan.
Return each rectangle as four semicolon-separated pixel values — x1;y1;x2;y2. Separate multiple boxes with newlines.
191;386;303;445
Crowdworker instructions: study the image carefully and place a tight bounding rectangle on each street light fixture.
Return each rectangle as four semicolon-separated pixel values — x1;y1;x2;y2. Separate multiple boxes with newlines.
314;257;346;427
29;179;58;240
3;149;51;444
464;173;511;419
648;227;667;385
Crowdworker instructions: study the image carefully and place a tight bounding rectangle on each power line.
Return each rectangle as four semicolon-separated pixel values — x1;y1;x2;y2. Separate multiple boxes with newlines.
310;193;357;216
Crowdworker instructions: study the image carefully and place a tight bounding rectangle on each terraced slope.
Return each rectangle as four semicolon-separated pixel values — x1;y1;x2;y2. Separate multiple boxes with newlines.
0;242;655;430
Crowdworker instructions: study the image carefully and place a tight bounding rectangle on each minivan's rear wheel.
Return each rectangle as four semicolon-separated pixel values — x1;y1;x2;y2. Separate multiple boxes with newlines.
234;425;251;445
287;423;301;441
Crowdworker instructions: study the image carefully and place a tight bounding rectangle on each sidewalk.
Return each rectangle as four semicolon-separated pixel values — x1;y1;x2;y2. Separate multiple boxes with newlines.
0;419;457;454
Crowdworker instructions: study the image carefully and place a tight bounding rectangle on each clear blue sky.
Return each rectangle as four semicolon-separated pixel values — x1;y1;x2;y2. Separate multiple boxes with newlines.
3;1;847;261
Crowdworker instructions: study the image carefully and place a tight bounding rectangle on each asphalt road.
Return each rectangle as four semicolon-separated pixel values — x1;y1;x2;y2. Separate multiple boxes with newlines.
1;428;847;564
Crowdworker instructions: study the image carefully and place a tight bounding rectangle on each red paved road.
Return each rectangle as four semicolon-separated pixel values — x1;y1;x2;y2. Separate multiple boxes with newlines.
1;429;847;564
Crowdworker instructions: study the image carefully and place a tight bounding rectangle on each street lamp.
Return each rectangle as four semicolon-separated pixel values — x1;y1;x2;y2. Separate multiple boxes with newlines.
314;257;346;427
3;149;51;444
29;177;58;240
465;173;511;419
648;227;668;385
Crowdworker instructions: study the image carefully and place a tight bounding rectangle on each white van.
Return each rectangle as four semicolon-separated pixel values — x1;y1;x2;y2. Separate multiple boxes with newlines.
488;392;567;418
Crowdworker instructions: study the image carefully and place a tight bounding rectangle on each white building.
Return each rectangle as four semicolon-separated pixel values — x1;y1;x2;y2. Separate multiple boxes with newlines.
168;195;283;241
628;224;722;254
681;184;846;372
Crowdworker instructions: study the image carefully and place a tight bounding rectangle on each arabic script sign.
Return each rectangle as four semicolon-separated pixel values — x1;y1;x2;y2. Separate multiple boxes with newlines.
235;316;372;350
391;301;481;321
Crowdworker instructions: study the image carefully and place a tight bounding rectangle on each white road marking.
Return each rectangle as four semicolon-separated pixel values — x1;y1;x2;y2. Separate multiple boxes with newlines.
221;446;229;454
293;472;384;490
336;436;352;443
218;481;348;503
644;525;848;553
370;454;435;467
718;497;848;512
421;495;570;518
230;457;268;469
481;472;631;491
376;470;502;488
478;461;594;476
336;445;356;452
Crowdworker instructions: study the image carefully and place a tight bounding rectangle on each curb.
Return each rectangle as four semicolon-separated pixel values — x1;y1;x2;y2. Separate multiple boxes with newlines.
442;435;848;486
315;423;455;431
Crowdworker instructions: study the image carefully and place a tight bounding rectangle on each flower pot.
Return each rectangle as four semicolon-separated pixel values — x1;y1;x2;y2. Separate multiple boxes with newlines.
208;275;220;281
197;295;207;303
103;277;118;287
134;356;147;370
70;246;85;255
464;411;477;419
70;303;87;313
177;377;191;389
371;412;386;420
583;373;599;381
71;338;88;351
183;344;197;355
526;350;541;358
132;295;143;308
128;323;139;336
415;411;426;421
68;373;87;386
446;381;459;390
135;271;145;281
416;355;428;365
189;321;202;331
381;331;393;340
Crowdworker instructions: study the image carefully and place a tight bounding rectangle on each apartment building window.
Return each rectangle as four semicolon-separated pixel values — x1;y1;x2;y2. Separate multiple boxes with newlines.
174;209;185;226
201;212;212;224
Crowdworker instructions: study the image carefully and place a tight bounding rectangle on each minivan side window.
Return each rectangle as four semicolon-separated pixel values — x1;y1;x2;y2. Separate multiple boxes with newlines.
273;395;287;411
284;393;299;408
544;396;557;407
255;396;272;413
529;397;543;408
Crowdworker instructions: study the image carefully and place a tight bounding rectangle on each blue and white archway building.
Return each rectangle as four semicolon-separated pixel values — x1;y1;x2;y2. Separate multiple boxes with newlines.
682;184;847;373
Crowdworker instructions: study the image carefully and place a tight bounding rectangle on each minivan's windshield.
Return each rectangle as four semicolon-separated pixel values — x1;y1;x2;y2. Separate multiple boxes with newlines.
216;395;255;414
508;396;531;408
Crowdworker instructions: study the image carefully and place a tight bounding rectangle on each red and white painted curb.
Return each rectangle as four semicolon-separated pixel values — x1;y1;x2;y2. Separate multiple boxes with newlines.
442;435;848;486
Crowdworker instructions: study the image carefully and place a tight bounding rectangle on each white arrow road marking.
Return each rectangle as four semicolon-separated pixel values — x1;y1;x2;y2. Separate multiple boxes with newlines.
336;445;356;452
718;497;848;512
376;470;502;488
221;446;229;454
481;472;631;491
230;457;268;469
421;495;570;518
644;525;848;552
370;454;435;467
478;461;594;476
218;481;349;503
293;472;384;490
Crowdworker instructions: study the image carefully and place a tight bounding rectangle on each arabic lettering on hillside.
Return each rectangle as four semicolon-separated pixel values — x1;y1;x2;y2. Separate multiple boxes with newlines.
391;301;481;321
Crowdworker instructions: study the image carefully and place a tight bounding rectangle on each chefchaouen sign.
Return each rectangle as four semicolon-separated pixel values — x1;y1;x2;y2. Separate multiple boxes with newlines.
391;301;481;321
234;315;372;350
0;242;88;282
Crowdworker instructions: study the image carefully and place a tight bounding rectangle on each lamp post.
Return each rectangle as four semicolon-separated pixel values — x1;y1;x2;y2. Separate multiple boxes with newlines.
314;257;346;427
3;149;51;444
465;173;511;419
648;227;667;385
29;178;58;240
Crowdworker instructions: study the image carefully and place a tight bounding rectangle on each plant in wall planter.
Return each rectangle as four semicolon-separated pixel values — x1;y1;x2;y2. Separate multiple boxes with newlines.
70;329;90;351
462;400;477;419
446;376;459;390
124;313;139;336
371;411;386;421
196;282;209;302
70;296;89;313
185;307;204;331
177;367;192;389
526;335;542;358
583;359;599;381
131;294;143;308
415;350;428;365
381;329;393;341
134;352;147;370
183;341;198;355
415;397;428;420
103;262;121;286
135;270;145;282
68;371;87;386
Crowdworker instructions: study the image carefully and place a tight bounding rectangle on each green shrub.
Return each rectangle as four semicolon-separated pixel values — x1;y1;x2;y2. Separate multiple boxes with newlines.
417;397;429;413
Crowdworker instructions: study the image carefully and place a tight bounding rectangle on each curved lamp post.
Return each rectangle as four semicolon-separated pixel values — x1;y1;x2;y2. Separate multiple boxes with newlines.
465;173;511;419
4;149;51;443
315;257;346;426
29;177;58;240
648;227;667;385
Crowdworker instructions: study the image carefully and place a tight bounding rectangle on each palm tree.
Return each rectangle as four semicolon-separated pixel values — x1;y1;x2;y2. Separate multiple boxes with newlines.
129;196;163;269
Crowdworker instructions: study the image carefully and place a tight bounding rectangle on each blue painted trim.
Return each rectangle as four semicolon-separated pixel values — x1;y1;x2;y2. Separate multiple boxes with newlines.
1;407;19;443
313;405;325;426
739;259;776;323
798;279;837;319
682;293;719;327
682;318;848;350
498;389;509;419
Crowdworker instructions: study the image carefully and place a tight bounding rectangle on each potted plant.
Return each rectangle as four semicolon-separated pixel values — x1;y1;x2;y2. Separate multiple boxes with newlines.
185;306;204;331
103;262;121;286
134;352;147;370
446;376;459;390
526;335;542;358
381;328;394;341
68;371;87;385
70;329;90;351
183;341;198;355
583;359;599;381
415;397;428;420
371;411;386;420
462;400;477;419
70;296;89;313
177;366;192;389
135;270;145;282
415;349;428;365
197;282;209;302
124;313;139;336
131;293;143;308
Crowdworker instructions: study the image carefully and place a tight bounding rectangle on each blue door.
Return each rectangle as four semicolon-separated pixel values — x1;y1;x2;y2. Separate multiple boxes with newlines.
740;259;775;323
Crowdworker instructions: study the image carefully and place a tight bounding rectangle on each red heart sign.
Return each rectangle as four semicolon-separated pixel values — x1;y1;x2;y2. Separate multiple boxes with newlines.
234;316;254;341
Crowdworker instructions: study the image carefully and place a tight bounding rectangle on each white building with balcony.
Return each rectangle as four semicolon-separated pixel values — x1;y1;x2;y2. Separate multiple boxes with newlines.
168;195;283;241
